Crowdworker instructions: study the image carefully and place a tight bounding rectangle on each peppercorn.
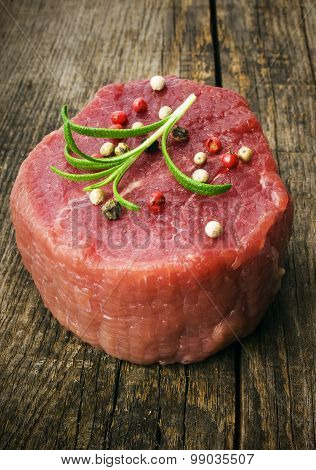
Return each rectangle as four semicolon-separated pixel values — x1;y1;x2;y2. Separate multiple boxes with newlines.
148;191;166;213
238;146;253;162
150;75;166;91
133;97;147;113
194;151;207;165
205;136;221;154
221;153;239;169
114;142;130;155
111;111;127;125
141;138;159;153
205;220;222;239
89;188;104;205
132;121;144;129
171;126;188;142
100;142;115;156
159;105;173;120
192;168;209;183
101;200;122;220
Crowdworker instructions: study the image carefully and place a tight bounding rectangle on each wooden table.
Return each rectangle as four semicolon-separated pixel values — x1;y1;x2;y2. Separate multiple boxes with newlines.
0;0;315;450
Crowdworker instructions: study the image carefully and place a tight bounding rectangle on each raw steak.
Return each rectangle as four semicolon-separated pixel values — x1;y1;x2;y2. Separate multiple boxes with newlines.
10;77;292;364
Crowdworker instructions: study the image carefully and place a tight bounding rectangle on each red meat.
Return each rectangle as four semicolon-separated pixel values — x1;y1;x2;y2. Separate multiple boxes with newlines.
10;77;293;364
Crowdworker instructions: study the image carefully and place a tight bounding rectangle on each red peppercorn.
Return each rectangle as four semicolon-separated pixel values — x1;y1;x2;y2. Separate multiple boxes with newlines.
133;97;147;113
109;123;123;129
221;153;239;169
111;111;127;125
205;136;222;154
148;191;166;213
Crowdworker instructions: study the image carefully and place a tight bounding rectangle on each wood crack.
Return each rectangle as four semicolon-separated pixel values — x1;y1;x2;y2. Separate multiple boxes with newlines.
74;347;87;449
233;344;241;449
299;1;316;84
154;365;162;449
0;0;314;450
104;360;122;449
209;0;222;86
181;366;189;449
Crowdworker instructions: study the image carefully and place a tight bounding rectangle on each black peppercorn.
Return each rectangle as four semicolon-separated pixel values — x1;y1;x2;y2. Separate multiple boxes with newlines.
171;126;188;142
141;138;159;153
101;200;122;220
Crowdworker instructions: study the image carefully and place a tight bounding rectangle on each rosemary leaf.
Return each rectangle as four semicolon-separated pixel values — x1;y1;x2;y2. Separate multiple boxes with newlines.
63;121;130;165
161;117;232;197
62;105;169;139
50;165;116;181
64;146;117;170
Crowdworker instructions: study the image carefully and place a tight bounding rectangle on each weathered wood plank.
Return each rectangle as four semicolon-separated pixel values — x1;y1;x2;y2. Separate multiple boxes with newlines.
217;0;316;449
103;0;236;451
2;0;314;451
0;0;236;450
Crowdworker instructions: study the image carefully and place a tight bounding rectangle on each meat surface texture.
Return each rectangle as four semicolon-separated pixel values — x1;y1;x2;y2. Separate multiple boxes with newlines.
10;77;293;364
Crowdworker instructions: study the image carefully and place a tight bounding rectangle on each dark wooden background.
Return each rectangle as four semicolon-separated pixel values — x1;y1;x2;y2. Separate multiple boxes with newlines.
0;0;315;450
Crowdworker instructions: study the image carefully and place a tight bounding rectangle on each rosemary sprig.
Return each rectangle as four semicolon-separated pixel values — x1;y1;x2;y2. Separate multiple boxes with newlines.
81;94;198;197
51;93;232;212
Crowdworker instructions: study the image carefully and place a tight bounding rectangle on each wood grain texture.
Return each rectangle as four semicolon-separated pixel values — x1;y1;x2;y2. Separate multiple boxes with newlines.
0;0;315;450
216;0;316;449
0;0;236;450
